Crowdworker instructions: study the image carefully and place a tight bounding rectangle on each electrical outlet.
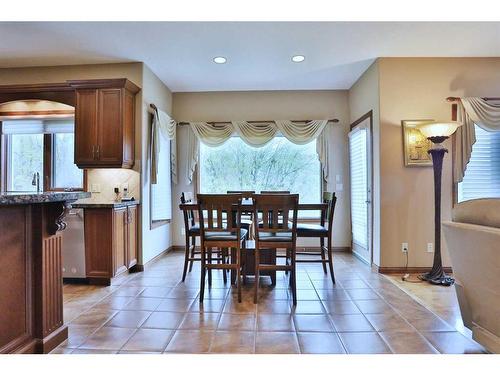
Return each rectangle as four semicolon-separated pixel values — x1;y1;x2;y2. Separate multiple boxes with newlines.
90;183;101;193
401;242;409;253
427;243;434;253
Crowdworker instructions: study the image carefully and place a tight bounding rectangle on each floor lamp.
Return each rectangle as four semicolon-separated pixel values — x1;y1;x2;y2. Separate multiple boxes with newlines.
416;121;462;286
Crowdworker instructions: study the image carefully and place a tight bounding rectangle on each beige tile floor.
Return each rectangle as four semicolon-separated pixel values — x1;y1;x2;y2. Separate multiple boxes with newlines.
385;274;468;335
51;252;487;354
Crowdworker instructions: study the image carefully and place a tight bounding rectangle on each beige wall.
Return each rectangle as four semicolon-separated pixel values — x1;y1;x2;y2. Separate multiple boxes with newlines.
376;57;500;268
172;90;351;249
348;61;381;265
140;64;173;263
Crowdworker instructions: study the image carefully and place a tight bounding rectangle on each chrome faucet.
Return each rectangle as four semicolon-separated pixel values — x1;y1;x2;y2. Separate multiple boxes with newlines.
32;172;40;193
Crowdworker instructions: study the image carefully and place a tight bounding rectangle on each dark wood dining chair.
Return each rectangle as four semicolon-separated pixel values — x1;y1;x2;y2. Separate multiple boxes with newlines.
260;190;290;194
227;190;255;198
226;190;255;230
197;194;248;303
252;193;299;304
180;192;200;282
296;192;337;284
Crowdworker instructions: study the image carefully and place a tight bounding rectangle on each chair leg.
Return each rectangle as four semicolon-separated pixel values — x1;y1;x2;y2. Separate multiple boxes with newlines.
199;246;206;303
290;248;297;305
320;237;327;274
285;249;290;275
230;248;236;285
242;241;247;285
327;237;335;284
188;236;196;272
207;247;213;287
222;248;227;284
181;237;190;282
270;249;276;286
236;247;242;303
254;246;260;304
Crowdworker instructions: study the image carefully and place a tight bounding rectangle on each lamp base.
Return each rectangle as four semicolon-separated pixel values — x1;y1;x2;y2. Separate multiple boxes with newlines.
418;271;455;286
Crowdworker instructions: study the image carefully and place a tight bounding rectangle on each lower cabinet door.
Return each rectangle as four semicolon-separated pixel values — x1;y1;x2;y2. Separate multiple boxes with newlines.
126;205;138;268
113;208;128;276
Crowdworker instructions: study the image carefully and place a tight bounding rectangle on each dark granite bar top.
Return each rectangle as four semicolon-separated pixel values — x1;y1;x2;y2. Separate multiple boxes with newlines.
71;198;140;209
0;191;91;205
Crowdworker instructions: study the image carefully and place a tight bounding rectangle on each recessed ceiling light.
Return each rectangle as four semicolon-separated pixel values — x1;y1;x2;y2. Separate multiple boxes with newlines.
213;56;227;64
292;55;305;63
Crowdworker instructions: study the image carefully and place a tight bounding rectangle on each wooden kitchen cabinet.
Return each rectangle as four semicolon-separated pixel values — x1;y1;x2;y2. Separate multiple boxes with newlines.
126;204;138;269
69;79;140;169
83;203;139;285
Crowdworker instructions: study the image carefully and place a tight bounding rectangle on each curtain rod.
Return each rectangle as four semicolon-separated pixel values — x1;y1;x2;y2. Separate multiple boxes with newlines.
176;119;339;126
446;96;500;102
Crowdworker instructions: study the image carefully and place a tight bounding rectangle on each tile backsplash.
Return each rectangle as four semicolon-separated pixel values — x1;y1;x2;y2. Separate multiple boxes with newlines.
86;168;140;202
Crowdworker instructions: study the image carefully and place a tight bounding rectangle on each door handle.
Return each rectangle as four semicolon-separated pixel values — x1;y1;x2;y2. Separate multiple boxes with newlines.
96;145;100;160
92;145;96;160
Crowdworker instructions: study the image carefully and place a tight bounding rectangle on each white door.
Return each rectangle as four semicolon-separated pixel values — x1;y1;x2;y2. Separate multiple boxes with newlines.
349;122;372;263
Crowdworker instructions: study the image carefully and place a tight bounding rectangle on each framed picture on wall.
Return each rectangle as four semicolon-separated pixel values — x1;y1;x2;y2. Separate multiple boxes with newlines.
401;120;434;167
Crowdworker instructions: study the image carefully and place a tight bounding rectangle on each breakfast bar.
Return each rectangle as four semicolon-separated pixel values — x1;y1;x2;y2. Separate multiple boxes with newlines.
0;191;90;354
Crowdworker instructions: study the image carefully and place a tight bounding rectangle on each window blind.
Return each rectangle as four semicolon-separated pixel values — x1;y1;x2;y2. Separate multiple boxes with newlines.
2;119;74;134
349;128;368;248
458;125;500;202
151;131;172;222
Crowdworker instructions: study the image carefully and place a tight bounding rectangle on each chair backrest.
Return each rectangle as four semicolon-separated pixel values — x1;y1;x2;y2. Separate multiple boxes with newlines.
323;191;337;230
227;190;255;199
180;192;196;228
252;193;299;238
260;190;290;194
197;194;243;235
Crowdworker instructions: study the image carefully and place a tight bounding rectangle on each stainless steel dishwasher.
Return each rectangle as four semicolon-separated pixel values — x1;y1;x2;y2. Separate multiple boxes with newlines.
62;207;86;279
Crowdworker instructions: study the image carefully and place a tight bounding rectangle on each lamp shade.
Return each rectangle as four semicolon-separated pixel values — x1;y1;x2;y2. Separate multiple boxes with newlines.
416;121;462;138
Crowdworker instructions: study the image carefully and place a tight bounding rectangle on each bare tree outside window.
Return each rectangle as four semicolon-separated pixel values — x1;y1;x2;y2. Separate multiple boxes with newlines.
200;137;321;204
9;134;43;191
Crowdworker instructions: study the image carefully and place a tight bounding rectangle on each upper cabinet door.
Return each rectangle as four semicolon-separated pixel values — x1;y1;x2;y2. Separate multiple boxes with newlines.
97;88;123;165
74;89;98;165
70;79;140;169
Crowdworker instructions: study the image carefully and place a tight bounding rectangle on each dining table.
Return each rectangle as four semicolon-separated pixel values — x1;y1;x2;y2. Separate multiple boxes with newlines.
179;197;328;285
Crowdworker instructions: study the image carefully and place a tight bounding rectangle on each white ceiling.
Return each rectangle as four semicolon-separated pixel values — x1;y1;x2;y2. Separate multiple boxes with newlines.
0;22;499;92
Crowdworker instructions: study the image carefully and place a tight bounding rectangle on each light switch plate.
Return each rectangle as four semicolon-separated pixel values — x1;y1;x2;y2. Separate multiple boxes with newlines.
427;243;434;253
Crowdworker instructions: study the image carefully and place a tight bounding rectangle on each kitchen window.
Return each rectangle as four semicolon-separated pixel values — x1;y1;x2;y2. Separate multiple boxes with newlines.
1;118;84;192
199;136;322;207
457;125;500;202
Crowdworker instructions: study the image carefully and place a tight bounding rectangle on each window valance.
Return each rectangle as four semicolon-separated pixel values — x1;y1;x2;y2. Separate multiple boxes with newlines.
186;120;331;184
454;97;500;183
151;107;177;184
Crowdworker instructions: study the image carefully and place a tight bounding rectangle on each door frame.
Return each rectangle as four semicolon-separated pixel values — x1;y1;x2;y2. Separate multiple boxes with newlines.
349;110;374;265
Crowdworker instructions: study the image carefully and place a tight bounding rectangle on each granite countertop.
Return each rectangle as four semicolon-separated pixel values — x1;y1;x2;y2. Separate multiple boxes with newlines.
71;198;140;209
0;191;91;205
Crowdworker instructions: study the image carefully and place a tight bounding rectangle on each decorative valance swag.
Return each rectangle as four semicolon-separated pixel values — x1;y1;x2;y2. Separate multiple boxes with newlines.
454;97;500;183
186;120;331;184
151;106;178;185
